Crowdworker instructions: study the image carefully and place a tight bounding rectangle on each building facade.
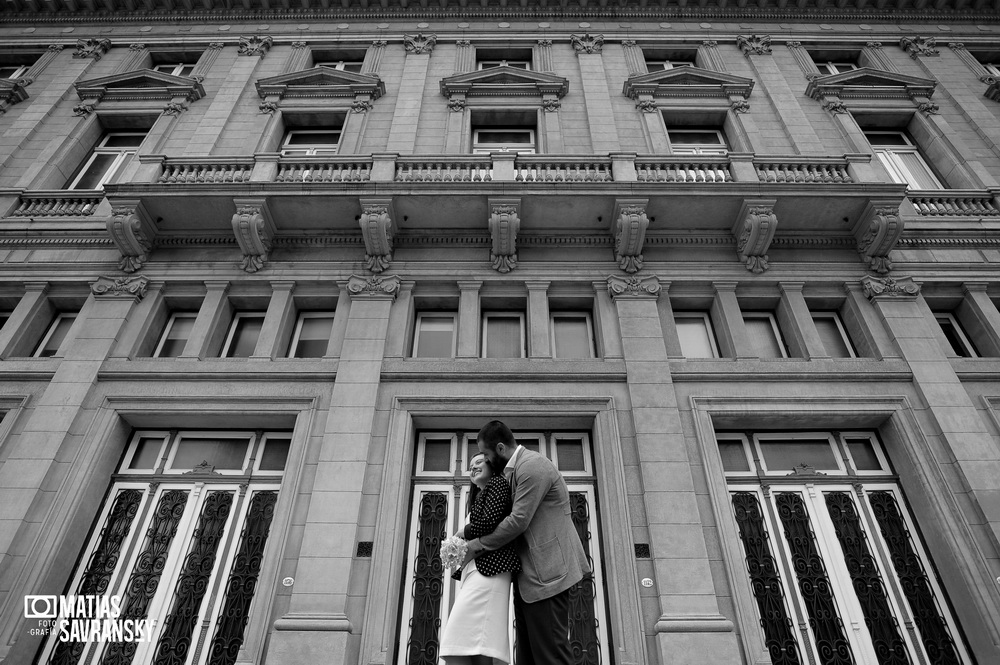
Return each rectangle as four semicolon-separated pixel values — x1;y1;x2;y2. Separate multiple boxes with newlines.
0;2;998;665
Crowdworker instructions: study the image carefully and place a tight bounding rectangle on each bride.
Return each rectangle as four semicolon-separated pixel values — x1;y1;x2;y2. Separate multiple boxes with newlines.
439;452;520;665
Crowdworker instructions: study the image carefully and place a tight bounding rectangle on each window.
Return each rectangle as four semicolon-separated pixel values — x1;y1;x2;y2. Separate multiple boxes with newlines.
287;312;334;358
865;130;942;189
667;128;728;155
674;312;719;358
482;312;525;358
814;61;858;75
477;59;530;70
645;58;694;70
983;63;1000;77
152;63;196;77
472;127;535;154
38;429;287;665
935;312;979;358
811;311;856;358
0;65;27;79
315;60;364;72
720;430;970;665
221;312;265;358
551;313;595;359
154;312;197;358
33;312;76;358
280;129;342;156
68;132;146;190
742;312;788;358
412;313;457;358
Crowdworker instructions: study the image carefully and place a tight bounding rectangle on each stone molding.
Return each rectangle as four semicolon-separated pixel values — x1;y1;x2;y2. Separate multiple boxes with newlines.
358;198;395;273
611;199;649;274
623;66;754;101
730;99;750;113
404;34;437;54
488;198;520;273
91;274;149;300
571;34;604;54
861;275;919;300
74;70;206;107
238;34;273;57
346;274;401;300
733;199;777;274
948;43;996;84
607;274;660;299
0;79;28;114
805;68;936;102
439;66;569;101
900;35;938;58
107;201;157;273
853;200;905;275
73;38;111;60
231;198;276;273
256;66;384;102
736;34;771;56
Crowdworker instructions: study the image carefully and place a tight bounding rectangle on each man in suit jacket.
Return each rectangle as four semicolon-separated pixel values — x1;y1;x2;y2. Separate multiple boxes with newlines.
465;420;591;664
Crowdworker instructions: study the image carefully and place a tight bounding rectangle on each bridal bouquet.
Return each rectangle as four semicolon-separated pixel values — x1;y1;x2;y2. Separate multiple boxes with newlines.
439;535;468;570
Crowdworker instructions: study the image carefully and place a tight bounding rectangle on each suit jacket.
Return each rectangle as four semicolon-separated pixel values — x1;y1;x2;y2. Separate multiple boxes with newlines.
477;447;591;603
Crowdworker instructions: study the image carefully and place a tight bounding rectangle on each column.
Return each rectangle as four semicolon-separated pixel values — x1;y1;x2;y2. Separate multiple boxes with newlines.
385;35;435;153
697;40;726;72
777;282;826;359
325;286;352;358
592;281;623;359
361;40;387;75
842;282;901;360
110;281;166;359
711;282;753;359
267;275;399;664
526;281;551;358
572;34;621;153
958;283;1000;357
0;283;48;358
534;39;554;73
252;281;296;359
607;274;740;664
190;41;224;80
179;281;230;359
283;41;310;74
621;40;645;75
454;39;474;73
456;281;481;358
384;281;414;357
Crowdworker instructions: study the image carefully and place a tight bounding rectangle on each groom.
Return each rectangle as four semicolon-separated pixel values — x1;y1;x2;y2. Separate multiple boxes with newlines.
465;420;591;664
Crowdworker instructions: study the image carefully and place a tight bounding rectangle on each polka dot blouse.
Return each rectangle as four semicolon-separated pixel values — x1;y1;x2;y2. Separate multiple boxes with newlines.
455;475;521;579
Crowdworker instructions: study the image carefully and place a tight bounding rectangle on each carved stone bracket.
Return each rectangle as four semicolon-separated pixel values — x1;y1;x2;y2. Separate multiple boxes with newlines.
737;34;772;56
611;199;649;274
162;101;187;116
900;36;938;58
733;199;778;274
917;102;939;115
571;34;605;54
488;198;520;273
107;200;157;273
404;34;437;54
73;38;111;60
541;99;561;112
91;274;149;300
730;99;750;114
853;200;905;274
238;35;273;58
636;99;658;113
987;83;1000;103
823;100;848;115
231;199;276;273
358;198;395;273
861;275;920;300
447;98;466;112
351;99;374;113
607;274;660;299
346;274;401;300
258;100;279;115
73;103;95;116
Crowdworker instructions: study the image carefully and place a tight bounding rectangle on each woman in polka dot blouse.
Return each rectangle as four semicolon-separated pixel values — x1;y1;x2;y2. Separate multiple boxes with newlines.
440;453;520;664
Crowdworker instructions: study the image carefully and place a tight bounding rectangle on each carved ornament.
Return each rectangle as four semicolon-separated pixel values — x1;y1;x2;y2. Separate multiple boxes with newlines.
823;100;848;114
372;40;388;48
258;100;279;114
0;79;29;114
231;200;276;273
854;201;904;274
866;41;884;49
917;102;939;115
900;36;938;58
622;39;637;48
447;98;466;112
730;99;750;114
347;274;401;299
861;275;920;300
733;201;777;274
107;202;157;273
456;39;472;47
702;40;718;48
537;39;553;47
73;38;111;60
73;103;95;116
737;34;772;57
352;99;374;113
404;34;437;55
488;199;520;273
162;101;187;116
607;274;660;299
48;44;64;52
612;200;649;274
128;43;146;52
636;99;657;113
786;41;802;49
571;34;604;54
541;98;561;112
238;35;273;58
358;199;395;273
291;41;308;49
91;274;149;299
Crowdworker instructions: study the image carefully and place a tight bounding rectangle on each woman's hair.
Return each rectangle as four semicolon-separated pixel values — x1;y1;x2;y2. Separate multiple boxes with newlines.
467;453;493;514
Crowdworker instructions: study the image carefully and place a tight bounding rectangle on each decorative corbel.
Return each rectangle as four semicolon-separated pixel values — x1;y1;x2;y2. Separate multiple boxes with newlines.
231;199;276;273
733;199;778;273
346;274;401;300
107;201;157;273
488;198;520;273
73;38;112;60
823;100;848;115
611;199;649;274
91;274;149;300
607;274;661;299
238;35;273;57
730;99;751;114
570;34;605;54
900;36;938;58
404;34;437;55
861;275;919;300
358;198;395;273
737;35;772;56
853;200;904;275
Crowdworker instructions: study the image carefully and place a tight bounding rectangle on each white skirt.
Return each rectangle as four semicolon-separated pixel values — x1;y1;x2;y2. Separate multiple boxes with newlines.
439;561;512;662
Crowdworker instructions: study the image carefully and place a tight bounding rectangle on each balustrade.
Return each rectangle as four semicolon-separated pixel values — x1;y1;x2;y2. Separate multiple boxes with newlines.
635;158;732;183
12;193;103;216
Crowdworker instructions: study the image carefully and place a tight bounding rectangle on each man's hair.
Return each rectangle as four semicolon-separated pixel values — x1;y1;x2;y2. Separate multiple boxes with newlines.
477;420;516;452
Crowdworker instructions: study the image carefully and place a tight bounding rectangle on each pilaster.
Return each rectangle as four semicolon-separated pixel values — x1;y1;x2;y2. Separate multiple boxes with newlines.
959;283;1000;357
457;280;482;358
252;281;297;359
697;40;726;72
455;39;475;73
386;36;435;153
777;282;825;359
621;40;645;75
179;281;230;359
712;282;753;359
534;39;554;73
572;34;620;152
114;43;149;74
362;40;387;74
0;283;48;359
861;42;897;72
185;45;258;155
526;281;551;358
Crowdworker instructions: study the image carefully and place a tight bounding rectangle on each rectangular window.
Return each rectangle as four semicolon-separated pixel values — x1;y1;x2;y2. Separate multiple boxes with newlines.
865;130;942;189
472;127;535;154
315;60;365;72
667;128;728;155
288;312;335;358
814;61;858;75
152;63;196;77
412;313;457;358
935;312;979;358
674;312;719;358
984;63;1000;77
68;132;146;190
154;312;197;358
0;64;28;79
811;311;856;358
221;312;265;358
551;313;595;359
742;312;788;358
482;312;525;358
477;59;530;69
33;312;76;358
280;129;342;156
645;58;695;70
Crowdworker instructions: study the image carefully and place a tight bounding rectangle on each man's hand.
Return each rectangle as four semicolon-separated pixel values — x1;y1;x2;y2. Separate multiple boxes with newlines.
462;538;485;568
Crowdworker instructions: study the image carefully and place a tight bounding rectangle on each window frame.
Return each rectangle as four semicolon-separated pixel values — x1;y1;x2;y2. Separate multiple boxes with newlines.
416;432;459;477
550;312;596;359
714;433;756;478
814;61;858;75
287;311;335;359
934;312;979;358
221;311;266;358
472;128;536;155
33;312;76;358
865;130;943;189
673;311;720;359
481;311;527;358
162;430;257;475
741;311;788;359
0;64;28;80
477;59;531;70
811;311;857;358
152;62;196;77
153;312;197;358
252;431;293;476
667;128;728;155
751;431;848;476
549;432;594;477
645;59;695;71
315;59;365;72
67;131;147;191
412;312;458;359
838;431;892;476
280;128;343;157
119;430;171;475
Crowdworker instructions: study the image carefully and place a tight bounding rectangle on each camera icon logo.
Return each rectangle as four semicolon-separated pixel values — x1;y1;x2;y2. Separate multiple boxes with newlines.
24;596;57;619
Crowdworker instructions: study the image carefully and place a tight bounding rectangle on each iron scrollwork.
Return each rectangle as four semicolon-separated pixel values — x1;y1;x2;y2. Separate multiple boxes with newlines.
405;492;449;665
567;492;601;665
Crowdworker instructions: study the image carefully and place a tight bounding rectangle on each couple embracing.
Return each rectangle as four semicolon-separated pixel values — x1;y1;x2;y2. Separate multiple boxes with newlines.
440;420;591;665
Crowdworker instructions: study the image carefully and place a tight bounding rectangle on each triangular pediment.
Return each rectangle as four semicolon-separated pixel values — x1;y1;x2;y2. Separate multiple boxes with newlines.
440;66;569;98
623;66;754;99
256;66;385;100
806;67;936;100
75;69;204;102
